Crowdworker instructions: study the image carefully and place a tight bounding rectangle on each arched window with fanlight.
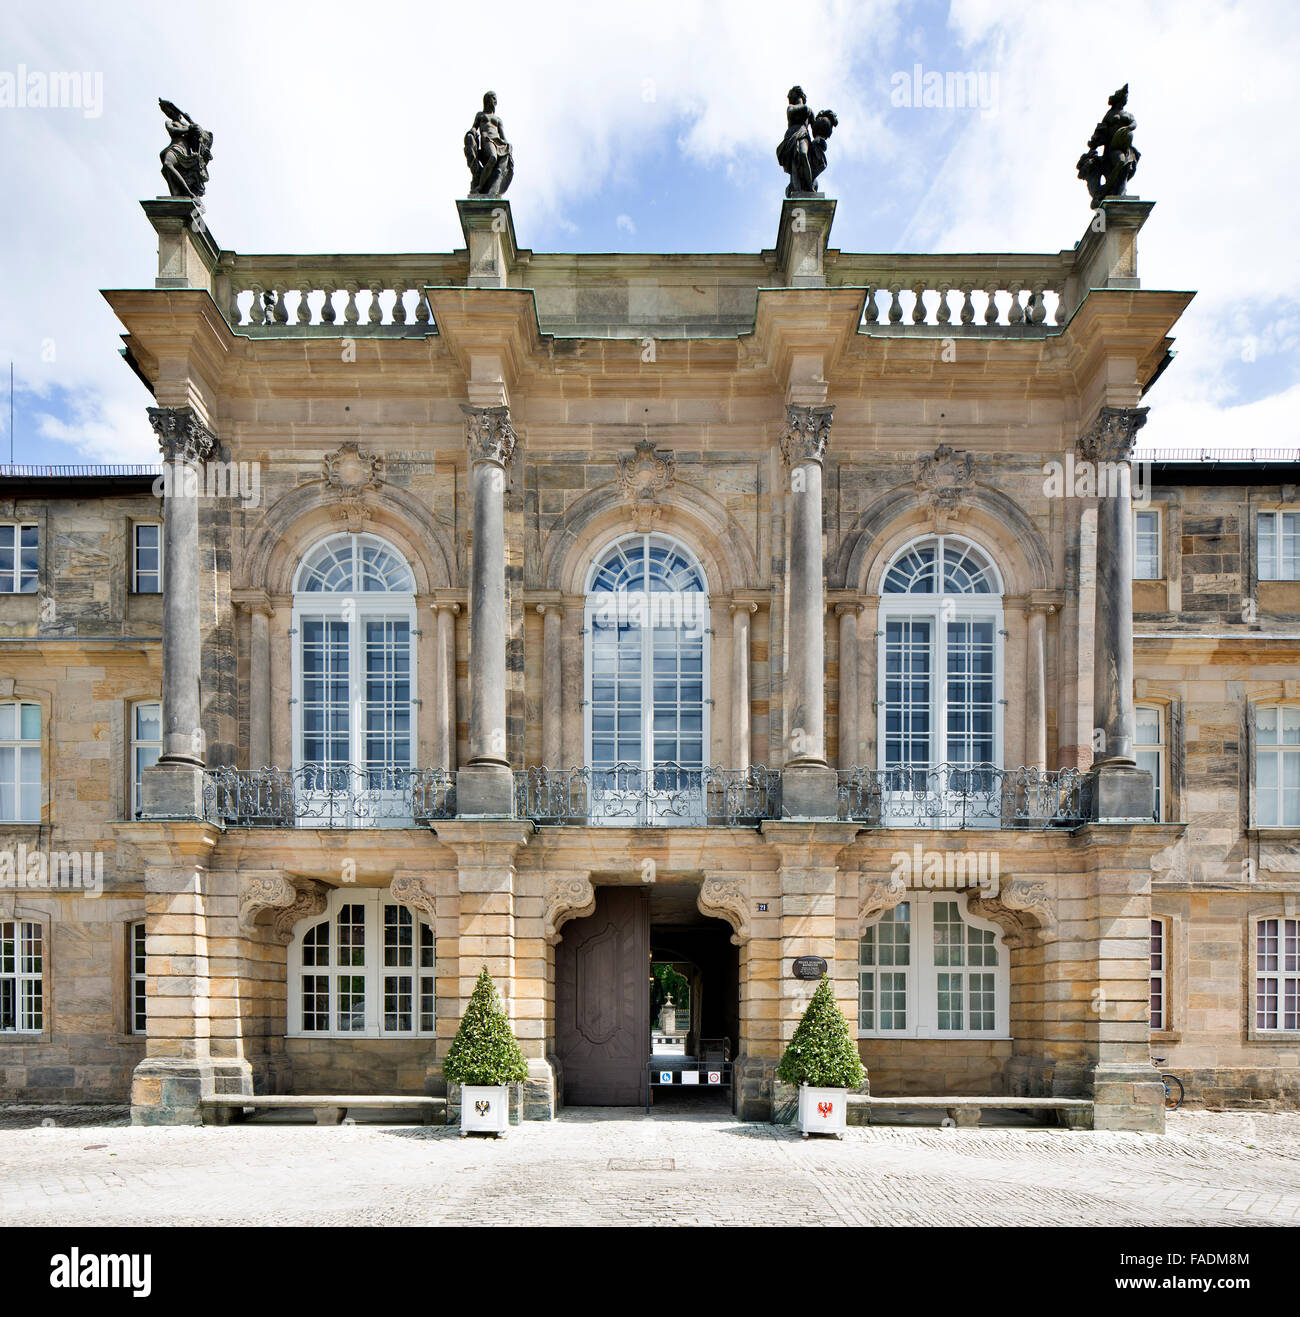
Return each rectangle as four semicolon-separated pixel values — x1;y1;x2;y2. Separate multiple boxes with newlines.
877;534;1004;826
291;533;416;822
584;533;709;824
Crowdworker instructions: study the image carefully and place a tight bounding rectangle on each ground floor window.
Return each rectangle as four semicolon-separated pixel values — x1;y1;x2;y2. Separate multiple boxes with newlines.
287;888;434;1038
129;920;147;1034
1149;917;1168;1032
0;920;43;1033
859;892;1008;1038
1256;916;1300;1031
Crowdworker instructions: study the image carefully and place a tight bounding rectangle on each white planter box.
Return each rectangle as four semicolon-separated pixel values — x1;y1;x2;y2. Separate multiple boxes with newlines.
797;1084;848;1137
460;1084;511;1136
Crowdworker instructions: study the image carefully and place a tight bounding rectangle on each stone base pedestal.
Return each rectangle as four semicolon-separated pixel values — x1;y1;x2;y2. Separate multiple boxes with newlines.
139;761;207;820
1090;765;1154;823
1005;1055;1056;1097
771;1078;798;1126
1089;1063;1166;1132
734;1053;775;1122
455;763;515;816
523;1057;558;1120
780;763;840;819
130;1056;253;1126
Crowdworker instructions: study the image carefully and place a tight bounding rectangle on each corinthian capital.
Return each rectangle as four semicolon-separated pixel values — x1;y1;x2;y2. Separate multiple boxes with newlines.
462;403;517;467
147;406;218;464
779;403;834;467
1076;405;1149;465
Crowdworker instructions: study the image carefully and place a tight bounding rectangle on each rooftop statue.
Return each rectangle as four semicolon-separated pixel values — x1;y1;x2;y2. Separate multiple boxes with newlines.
776;85;838;197
1077;84;1140;206
464;91;514;197
158;99;213;201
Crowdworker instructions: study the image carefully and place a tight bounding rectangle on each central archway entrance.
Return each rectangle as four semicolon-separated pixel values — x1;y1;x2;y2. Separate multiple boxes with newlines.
554;881;739;1107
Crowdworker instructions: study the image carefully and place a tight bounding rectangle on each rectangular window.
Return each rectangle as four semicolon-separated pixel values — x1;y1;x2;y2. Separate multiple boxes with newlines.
0;702;41;822
1256;917;1300;1031
1133;509;1161;579
1150;917;1167;1032
131;702;162;818
0;920;43;1032
1135;706;1164;822
129;921;147;1034
1258;511;1300;582
1256;707;1300;827
858;902;910;1031
0;525;38;594
133;523;162;593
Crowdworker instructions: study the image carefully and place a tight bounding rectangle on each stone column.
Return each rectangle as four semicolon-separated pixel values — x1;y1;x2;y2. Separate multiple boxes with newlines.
459;405;516;814
835;602;863;770
780;404;838;816
432;603;460;771
245;600;272;770
1025;605;1048;772
1079;406;1152;820
729;603;756;771
538;603;564;767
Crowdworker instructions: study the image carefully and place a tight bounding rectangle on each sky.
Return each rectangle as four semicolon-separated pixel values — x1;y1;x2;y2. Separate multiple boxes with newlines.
1;0;1296;464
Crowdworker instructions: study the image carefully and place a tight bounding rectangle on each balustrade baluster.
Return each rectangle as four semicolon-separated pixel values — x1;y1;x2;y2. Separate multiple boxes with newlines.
983;281;1000;325
392;280;408;325
320;280;337;325
960;283;975;325
367;282;384;325
911;281;927;324
887;282;904;324
936;282;952;325
1008;282;1024;325
863;286;879;324
295;282;314;325
343;281;360;326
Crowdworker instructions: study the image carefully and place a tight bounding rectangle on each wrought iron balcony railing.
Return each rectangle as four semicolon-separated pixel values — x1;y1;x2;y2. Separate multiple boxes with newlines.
514;763;782;827
837;764;1087;829
202;765;456;828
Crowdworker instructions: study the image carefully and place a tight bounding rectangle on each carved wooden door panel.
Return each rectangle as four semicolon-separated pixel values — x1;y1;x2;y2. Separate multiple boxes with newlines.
555;886;649;1105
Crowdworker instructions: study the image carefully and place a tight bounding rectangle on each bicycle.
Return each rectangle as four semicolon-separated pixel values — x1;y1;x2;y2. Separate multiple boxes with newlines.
1152;1056;1183;1110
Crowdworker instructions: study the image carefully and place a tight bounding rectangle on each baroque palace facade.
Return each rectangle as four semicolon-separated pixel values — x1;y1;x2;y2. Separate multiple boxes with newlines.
1;186;1297;1131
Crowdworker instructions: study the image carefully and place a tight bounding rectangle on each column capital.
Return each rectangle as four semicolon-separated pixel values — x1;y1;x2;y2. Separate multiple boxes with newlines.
432;600;462;616
728;601;758;617
779;403;834;467
536;602;565;618
231;588;273;617
461;403;517;467
147;405;218;464
834;601;864;618
1076;405;1149;465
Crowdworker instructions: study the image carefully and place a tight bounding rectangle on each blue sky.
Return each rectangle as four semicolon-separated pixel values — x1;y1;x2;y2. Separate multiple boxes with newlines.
2;0;1296;463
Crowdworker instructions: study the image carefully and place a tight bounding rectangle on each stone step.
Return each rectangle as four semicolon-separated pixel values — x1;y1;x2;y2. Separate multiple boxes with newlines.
200;1095;445;1126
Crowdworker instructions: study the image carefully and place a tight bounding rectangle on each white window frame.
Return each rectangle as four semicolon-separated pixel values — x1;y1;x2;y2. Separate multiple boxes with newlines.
1255;915;1300;1032
1149;916;1168;1032
0;701;42;823
1258;511;1299;582
129;920;147;1034
1135;704;1165;822
132;522;163;594
286;887;435;1039
1255;706;1300;828
1133;507;1161;580
0;523;38;594
130;700;162;819
0;919;44;1033
858;892;1009;1039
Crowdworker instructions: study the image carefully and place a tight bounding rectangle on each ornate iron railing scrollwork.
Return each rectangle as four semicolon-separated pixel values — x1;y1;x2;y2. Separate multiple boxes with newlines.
202;765;456;827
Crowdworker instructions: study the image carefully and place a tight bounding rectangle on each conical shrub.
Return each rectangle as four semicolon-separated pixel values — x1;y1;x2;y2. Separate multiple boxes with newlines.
776;975;866;1089
442;967;529;1086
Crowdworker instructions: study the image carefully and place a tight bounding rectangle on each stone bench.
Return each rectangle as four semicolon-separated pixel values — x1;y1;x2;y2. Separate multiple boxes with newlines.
200;1095;445;1126
848;1095;1093;1129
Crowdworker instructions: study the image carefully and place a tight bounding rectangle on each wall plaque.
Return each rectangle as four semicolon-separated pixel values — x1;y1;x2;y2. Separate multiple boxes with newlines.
791;956;828;980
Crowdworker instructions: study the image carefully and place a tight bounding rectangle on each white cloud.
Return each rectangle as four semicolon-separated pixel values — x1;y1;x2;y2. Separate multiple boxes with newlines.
616;214;637;235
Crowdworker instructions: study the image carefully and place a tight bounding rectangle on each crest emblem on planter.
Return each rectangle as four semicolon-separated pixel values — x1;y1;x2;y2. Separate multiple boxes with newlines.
818;1101;834;1118
475;1099;491;1116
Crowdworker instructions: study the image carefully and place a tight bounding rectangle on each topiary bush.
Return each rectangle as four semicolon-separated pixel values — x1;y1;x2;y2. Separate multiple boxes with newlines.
776;975;866;1089
442;967;529;1087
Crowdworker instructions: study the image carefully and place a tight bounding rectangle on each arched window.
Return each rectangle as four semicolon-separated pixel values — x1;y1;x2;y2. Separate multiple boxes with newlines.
584;533;709;824
859;894;1009;1038
878;534;1003;768
287;888;434;1038
291;533;416;793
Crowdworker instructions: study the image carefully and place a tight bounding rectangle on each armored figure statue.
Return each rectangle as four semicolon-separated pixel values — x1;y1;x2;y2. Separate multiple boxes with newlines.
464;91;514;197
776;85;838;197
158;99;213;200
1077;84;1140;205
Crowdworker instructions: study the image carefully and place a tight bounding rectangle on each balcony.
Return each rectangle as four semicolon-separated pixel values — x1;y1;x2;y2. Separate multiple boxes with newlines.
202;765;455;828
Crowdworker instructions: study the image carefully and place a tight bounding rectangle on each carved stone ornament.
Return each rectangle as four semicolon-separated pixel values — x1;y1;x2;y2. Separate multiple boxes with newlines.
859;872;908;929
323;442;383;509
147;406;218;465
698;877;750;946
390;874;437;920
914;445;976;514
238;872;297;933
271;879;330;946
779;404;834;467
617;438;676;505
543;875;595;945
968;879;1057;949
462;404;517;467
1076;405;1149;466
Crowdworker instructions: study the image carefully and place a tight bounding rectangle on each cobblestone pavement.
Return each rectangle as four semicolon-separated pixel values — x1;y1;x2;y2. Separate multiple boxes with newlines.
0;1106;1297;1227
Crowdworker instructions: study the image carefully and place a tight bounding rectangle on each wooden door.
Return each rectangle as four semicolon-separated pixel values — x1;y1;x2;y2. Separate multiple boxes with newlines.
555;886;649;1105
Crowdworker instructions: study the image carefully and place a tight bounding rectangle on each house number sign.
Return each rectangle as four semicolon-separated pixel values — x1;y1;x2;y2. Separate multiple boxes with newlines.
791;956;828;980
